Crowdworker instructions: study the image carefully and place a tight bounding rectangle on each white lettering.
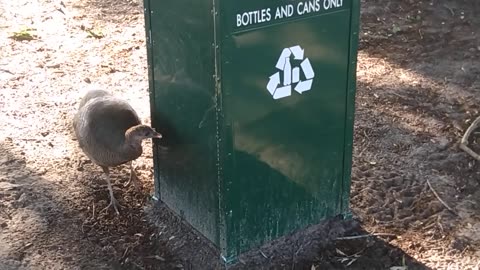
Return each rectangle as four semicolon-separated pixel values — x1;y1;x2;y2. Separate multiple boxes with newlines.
242;13;249;26
323;0;343;10
235;0;343;28
236;8;272;27
262;8;272;23
297;0;321;15
275;4;294;19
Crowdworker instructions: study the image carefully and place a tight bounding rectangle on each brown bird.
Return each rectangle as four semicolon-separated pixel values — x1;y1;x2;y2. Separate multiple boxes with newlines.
73;90;162;214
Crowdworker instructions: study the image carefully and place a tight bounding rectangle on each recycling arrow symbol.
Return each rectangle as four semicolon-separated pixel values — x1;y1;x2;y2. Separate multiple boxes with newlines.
266;45;315;100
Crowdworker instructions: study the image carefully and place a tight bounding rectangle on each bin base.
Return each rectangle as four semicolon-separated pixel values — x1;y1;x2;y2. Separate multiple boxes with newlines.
147;199;353;268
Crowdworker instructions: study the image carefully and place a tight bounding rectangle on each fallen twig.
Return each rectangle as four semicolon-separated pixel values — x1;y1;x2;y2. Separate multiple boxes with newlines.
436;215;445;234
443;5;455;16
121;247;130;261
131;262;144;270
426;178;457;216
0;208;11;219
459;115;480;161
336;233;396;240
291;243;305;270
0;68;14;75
145;255;165;261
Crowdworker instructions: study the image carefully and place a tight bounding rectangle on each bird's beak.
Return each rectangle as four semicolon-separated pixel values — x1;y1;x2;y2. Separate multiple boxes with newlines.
152;131;163;139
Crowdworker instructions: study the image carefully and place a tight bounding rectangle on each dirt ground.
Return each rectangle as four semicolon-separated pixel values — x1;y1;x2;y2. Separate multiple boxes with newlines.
0;0;479;269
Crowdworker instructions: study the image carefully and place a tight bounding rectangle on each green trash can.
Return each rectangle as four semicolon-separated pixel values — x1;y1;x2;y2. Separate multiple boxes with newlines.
144;0;360;262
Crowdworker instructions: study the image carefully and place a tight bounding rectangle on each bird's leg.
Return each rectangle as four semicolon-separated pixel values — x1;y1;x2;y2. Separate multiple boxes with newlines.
124;161;141;190
100;166;122;215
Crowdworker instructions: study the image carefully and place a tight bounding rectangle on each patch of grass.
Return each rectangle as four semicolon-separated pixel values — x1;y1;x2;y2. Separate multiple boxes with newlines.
86;29;104;39
80;25;104;39
9;27;38;41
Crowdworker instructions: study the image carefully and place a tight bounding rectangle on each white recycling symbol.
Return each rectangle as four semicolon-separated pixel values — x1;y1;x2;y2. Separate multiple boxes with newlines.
266;45;315;100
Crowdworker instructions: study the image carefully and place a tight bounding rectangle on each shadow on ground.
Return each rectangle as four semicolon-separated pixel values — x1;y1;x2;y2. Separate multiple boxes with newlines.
0;137;431;269
0;139;181;269
148;203;431;270
0;140;112;269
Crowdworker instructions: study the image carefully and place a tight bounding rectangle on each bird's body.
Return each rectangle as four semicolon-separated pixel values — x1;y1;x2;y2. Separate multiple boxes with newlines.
74;90;143;167
73;89;162;214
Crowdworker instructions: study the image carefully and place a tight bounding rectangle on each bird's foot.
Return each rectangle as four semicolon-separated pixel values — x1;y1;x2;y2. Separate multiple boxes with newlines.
101;194;122;215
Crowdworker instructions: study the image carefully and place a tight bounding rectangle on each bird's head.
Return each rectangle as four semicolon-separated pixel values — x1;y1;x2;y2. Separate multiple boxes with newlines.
126;125;162;142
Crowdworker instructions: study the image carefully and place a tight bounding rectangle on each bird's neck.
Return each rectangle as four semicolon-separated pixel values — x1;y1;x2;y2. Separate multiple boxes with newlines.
122;129;143;159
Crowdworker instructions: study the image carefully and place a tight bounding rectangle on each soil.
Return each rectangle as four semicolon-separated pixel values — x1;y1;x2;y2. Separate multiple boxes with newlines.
1;0;479;269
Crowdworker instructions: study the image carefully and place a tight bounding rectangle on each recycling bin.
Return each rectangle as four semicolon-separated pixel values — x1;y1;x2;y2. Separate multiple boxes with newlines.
144;0;360;262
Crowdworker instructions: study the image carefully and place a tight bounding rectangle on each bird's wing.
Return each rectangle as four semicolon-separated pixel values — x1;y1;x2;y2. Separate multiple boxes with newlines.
84;98;141;152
